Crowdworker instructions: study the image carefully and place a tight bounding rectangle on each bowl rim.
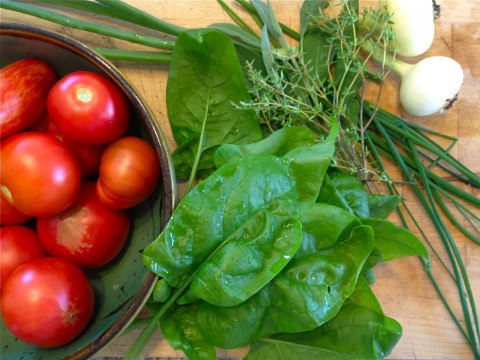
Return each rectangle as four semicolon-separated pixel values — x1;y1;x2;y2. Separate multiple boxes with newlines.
0;23;177;359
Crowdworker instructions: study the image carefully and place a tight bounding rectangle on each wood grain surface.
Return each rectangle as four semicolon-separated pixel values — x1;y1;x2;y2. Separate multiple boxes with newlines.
1;1;479;359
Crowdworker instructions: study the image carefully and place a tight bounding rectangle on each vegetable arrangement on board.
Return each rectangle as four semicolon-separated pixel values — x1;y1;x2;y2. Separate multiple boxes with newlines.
1;0;479;359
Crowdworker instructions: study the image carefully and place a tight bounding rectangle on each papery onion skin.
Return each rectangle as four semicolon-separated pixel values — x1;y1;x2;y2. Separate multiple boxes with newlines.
380;0;435;57
399;56;464;116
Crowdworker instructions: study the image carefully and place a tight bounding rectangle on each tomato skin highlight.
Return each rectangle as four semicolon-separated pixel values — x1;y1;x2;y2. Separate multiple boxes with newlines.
0;225;47;292
47;71;130;145
0;132;81;217
97;136;160;209
0;257;94;348
0;58;57;139
37;182;131;269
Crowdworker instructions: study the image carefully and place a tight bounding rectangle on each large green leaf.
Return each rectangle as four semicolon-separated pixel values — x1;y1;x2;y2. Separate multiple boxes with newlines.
260;277;402;360
167;28;262;179
142;154;300;288
193;225;374;349
215;123;338;203
179;206;302;307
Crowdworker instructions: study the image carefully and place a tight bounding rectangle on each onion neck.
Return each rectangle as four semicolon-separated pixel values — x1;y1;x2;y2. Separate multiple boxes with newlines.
361;40;412;78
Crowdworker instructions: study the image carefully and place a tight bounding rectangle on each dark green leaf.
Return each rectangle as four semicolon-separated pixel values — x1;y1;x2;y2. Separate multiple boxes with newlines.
269;277;402;360
367;193;401;219
245;338;369;360
193;225;373;349
179;206;302;306
318;171;370;218
214;126;316;168
262;225;374;334
142;154;299;288
297;202;361;256
282;120;337;202
362;218;430;262
160;304;216;360
301;27;332;83
167;28;262;179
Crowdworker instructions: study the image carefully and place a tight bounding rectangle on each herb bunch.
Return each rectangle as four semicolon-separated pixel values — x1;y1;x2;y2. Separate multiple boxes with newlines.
236;1;395;180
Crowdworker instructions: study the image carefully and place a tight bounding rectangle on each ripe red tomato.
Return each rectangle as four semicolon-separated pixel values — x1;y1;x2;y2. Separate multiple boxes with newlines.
96;136;160;209
0;58;57;139
47;71;130;145
36;182;130;269
0;132;81;217
1;257;94;347
0;225;46;292
29;112;104;178
0;196;32;225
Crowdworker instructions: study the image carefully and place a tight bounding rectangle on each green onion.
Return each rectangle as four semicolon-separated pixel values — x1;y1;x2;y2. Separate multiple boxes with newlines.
0;0;176;50
95;48;172;63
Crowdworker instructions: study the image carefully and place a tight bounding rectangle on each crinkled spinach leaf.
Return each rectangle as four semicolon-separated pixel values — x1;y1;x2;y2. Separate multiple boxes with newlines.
179;206;302;307
254;277;402;360
215;123;338;203
158;304;215;360
190;225;373;350
142;154;300;289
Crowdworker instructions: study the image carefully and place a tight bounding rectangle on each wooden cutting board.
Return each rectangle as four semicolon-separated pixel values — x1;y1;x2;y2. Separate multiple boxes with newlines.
2;1;479;359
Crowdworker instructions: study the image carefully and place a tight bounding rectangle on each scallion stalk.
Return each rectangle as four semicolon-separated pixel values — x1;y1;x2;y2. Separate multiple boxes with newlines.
95;48;172;63
0;0;176;50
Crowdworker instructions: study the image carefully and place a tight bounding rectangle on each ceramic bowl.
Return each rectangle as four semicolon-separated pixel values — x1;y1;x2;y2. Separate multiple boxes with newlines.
0;23;176;359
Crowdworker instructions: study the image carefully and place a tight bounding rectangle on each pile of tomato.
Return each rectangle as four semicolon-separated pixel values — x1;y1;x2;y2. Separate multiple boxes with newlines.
0;58;161;348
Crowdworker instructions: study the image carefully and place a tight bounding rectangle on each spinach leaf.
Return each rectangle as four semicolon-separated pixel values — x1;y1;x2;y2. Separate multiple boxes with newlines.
179;206;302;307
297;202;361;256
193;225;373;349
234;42;266;80
159;304;216;360
215;121;339;203
362;218;430;263
282;119;338;203
214;126;317;167
245;339;371;360
274;306;401;359
261;225;374;334
159;222;373;357
367;193;401;219
167;28;262;179
318;170;370;218
259;277;402;360
142;154;300;289
301;27;332;84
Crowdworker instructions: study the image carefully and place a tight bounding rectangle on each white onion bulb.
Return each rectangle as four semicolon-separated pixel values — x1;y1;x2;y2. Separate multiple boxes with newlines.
397;56;464;116
380;0;435;57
